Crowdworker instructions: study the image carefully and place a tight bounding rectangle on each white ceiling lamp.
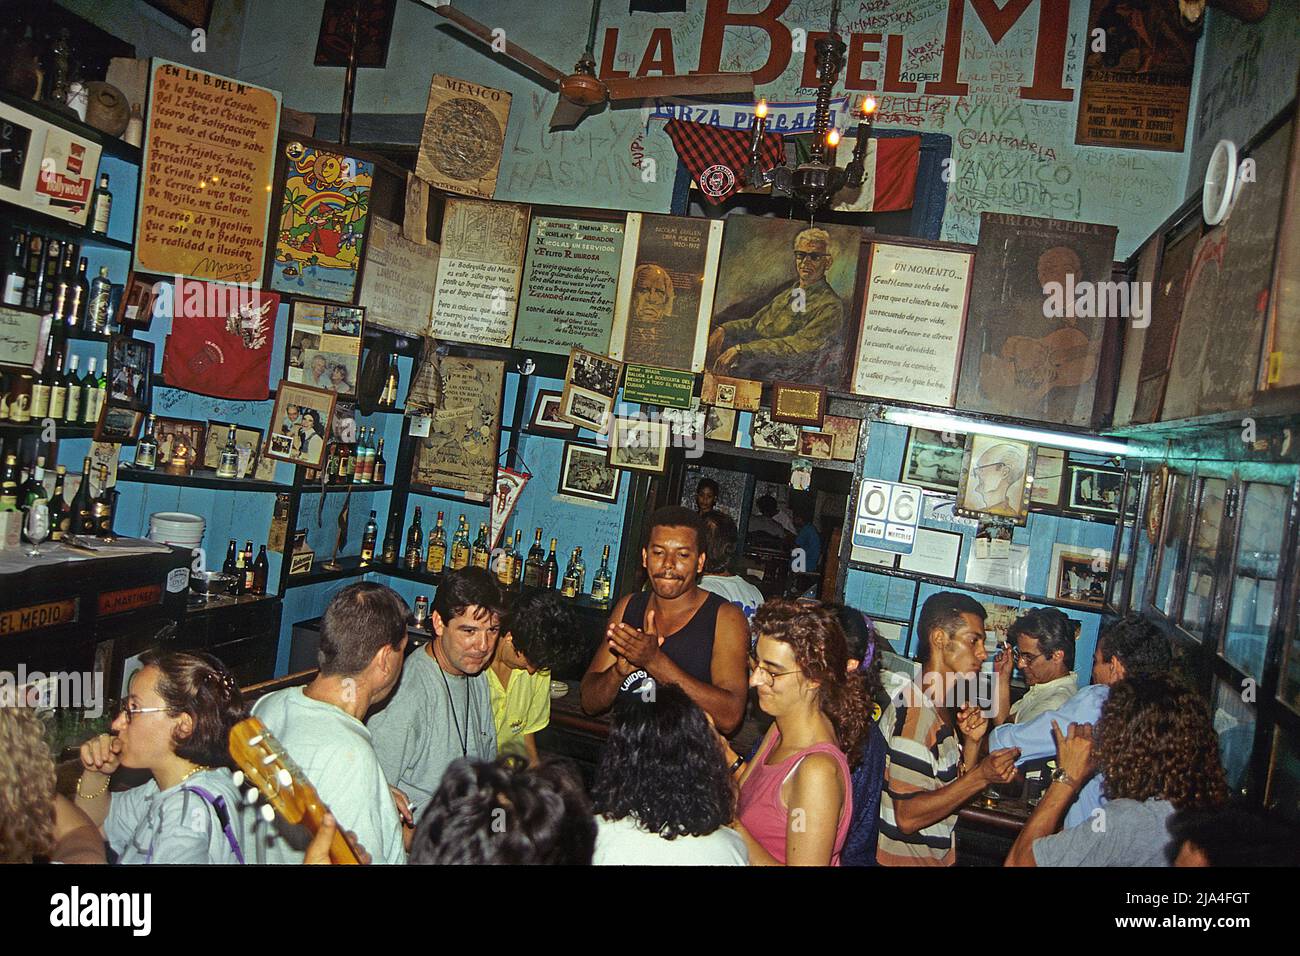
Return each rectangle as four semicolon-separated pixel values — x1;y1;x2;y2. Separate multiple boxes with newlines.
880;408;1133;457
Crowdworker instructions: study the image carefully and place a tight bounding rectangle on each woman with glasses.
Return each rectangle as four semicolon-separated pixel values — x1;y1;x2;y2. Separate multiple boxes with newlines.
721;600;870;865
76;648;248;864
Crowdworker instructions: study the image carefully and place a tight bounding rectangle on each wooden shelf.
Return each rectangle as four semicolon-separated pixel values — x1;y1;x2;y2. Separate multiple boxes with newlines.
844;559;1109;615
116;464;292;492
0;200;135;253
283;555;372;589
0;420;95;437
0;89;143;164
297;482;394;494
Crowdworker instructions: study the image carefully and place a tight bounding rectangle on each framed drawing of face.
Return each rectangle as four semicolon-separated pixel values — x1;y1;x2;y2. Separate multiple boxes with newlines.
955;434;1035;524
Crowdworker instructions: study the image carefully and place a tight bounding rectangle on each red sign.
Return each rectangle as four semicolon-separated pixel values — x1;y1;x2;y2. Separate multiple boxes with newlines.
98;585;163;617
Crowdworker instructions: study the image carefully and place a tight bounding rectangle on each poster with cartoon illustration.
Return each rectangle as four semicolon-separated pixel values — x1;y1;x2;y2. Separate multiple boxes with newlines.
410;357;504;497
270;141;375;303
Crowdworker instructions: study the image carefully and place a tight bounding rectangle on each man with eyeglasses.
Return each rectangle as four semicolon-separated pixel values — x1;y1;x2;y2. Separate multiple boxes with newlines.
707;227;845;383
991;607;1079;727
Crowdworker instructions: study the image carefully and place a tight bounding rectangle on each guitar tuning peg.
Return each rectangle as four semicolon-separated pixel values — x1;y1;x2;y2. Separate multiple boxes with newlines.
245;788;260;806
277;769;292;787
260;803;276;823
232;770;245;787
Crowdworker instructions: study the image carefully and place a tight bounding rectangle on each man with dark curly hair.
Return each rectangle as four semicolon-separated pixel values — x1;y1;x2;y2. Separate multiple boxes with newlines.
1006;675;1228;866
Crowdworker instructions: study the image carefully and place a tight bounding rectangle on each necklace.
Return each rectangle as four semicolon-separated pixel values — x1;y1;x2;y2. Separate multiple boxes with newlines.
178;764;210;785
435;651;471;758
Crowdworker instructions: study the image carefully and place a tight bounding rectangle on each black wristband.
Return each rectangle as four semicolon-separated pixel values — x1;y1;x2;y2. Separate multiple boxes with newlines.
729;754;746;774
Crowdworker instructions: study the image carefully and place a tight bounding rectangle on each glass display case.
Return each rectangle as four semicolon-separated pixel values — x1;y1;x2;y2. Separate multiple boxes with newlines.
1213;677;1256;793
1181;478;1228;639
1109;471;1142;611
1267;726;1300;821
1154;473;1188;619
1223;483;1288;682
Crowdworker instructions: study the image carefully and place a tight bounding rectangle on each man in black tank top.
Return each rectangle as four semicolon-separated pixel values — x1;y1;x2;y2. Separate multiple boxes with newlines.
580;506;750;734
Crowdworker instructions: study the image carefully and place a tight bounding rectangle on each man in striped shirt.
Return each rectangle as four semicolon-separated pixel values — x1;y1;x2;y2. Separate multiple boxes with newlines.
876;592;1021;865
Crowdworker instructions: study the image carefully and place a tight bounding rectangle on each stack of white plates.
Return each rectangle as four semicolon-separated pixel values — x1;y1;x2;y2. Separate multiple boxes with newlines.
148;512;205;550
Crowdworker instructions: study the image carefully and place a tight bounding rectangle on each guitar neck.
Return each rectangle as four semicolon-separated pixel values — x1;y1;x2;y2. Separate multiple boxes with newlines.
302;794;363;865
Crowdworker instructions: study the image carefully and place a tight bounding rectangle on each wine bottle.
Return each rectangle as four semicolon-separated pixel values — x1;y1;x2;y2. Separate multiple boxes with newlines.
51;244;73;326
135;414;159;470
80;356;99;424
242;540;256;593
67;257;89;329
92;466;114;537
38;239;62;313
450;514;470;570
30;335;54;420
471;522;490;570
86;267;112;334
404;506;424;570
222;539;239;593
62;353;81;423
541;538;560;589
523;528;545;588
354;428;369;483
48;346;68;421
216;424;239;479
591;544;612;606
0;455;17;486
373;436;386;484
20;457;48;540
70;457;95;534
46;466;69;541
252;545;269;596
361;511;377;566
90;174;112;236
426;510;446;573
20;233;43;310
2;230;26;306
383;356;399;406
561;547;581;598
381;514;399;565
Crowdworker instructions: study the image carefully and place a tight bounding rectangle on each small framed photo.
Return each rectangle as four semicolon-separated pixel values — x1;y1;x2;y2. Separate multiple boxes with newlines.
703;405;737;443
901;427;967;493
1067;462;1124;516
702;371;762;411
822;414;861;462
202;422;264;477
106;334;154;412
1030;446;1066;509
557;442;620;503
955;434;1035;525
529;389;576;434
770;381;826;427
265;380;338;469
560;348;622;434
329;401;357;444
152;416;206;468
94;403;143;444
116;273;164;331
798;430;835;460
559;387;613;435
286;300;365;398
1049;543;1109;607
608;417;670;473
750;409;800;453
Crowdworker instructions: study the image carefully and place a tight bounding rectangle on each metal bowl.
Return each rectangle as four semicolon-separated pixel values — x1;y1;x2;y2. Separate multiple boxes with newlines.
190;571;235;597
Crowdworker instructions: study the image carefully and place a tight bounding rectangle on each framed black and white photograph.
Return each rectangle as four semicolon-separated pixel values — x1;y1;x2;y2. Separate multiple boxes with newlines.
265;380;337;469
93;404;143;444
901;427;967;493
703;405;737;443
1067;462;1124;516
202;422;263;477
897;528;962;579
749;410;800;454
106;335;154;412
1049;543;1109;607
608;417;669;473
529;389;576;435
560;388;613;435
560;347;621;434
557;442;619;503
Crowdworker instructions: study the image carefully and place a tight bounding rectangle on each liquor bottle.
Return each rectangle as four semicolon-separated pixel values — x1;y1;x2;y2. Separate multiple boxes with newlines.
450;514;471;570
404;506;424;570
2;230;26;306
541;538;560;589
92;466;115;537
471;522;490;569
62;353;81;423
79;357;99;424
0;482;17;515
497;529;520;588
561;547;584;598
51;244;73;325
20;233;43;310
360;511;378;566
242;541;256;593
90;174;112;236
46;466;70;541
591;544;612;606
232;542;247;595
30;336;54;420
362;427;377;482
383;357;399;406
70;457;95;534
38;239;62;313
19;457;48;540
426;511;446;572
216;424;239;479
135;415;159;469
353;428;369;483
380;514;400;565
252;545;269;596
522;528;545;588
86;267;112;334
510;529;525;586
373;437;386;485
48;347;68;421
66;257;89;329
222;539;239;593
0;455;17;487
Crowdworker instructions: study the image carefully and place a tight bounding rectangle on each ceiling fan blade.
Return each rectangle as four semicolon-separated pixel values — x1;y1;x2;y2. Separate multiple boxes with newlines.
550;97;593;130
604;72;756;102
429;4;567;85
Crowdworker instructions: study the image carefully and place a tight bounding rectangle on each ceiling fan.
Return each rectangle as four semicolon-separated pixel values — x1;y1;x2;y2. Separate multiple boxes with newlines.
426;0;756;129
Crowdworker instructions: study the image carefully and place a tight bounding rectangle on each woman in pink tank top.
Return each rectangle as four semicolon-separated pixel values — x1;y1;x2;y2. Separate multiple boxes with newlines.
723;600;871;865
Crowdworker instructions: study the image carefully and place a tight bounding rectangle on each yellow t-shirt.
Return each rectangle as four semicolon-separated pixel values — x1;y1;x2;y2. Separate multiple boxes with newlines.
486;666;552;757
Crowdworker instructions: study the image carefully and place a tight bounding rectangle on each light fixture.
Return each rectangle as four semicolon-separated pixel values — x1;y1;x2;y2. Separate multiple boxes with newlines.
880;408;1133;457
742;0;875;216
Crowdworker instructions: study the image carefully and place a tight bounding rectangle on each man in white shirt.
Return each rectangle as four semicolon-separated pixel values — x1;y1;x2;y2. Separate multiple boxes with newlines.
698;510;765;624
993;606;1079;727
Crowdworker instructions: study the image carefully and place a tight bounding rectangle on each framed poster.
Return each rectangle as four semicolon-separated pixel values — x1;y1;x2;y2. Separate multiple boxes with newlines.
0;101;101;227
314;0;395;68
608;417;669;474
1263;102;1300;392
558;442;619;503
558;348;621;434
901;427;967;493
285;300;365;398
106;335;153;412
432;198;530;347
1067;462;1124;516
410;357;504;496
1030;446;1066;508
955;213;1118;428
612;213;723;372
116;273;165;332
852;239;973;405
201;422;263;478
265;381;337;469
268;140;374;303
529;389;576;435
358;216;437;336
749;410;800;454
1132;214;1201;423
94;405;144;445
955;434;1035;525
416;73;511;199
707;216;861;388
1049;543;1108;608
135;61;280;284
897;528;962;579
1110;235;1159;428
514;215;625;356
770;382;826;427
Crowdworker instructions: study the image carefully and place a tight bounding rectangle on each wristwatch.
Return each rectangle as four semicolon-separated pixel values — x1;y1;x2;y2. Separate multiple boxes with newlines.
1051;767;1077;787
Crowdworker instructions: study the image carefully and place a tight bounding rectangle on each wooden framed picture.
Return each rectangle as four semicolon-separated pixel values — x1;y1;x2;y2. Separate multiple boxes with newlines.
703;405;737;443
901;427;967;493
1049;543;1108;607
822;414;862;462
146;0;214;29
151;416;206;468
557;442;619;503
94;404;143;444
529;389;576;435
702;371;762;411
559;347;621;434
608;417;669;473
1067;462;1124;516
410;357;504;497
750;410;800;453
106;335;154;412
1030;446;1066;509
285;300;366;398
116;273;164;331
798;430;835;460
265;381;337;469
202;422;264;478
0;304;48;371
770;382;826;427
955;434;1035;525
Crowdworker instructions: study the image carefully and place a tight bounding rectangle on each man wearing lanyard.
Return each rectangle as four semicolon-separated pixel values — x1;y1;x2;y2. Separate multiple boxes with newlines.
369;568;503;830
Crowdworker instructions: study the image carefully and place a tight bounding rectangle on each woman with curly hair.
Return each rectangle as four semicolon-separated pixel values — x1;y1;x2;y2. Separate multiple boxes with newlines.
0;707;104;863
591;683;746;865
723;599;871;865
76;649;249;864
1006;675;1228;866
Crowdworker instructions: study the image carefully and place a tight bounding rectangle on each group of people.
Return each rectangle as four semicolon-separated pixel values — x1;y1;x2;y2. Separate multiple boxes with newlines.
3;506;1296;867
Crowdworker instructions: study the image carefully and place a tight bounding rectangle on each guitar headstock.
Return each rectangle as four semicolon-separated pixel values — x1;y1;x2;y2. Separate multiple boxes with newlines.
228;716;316;825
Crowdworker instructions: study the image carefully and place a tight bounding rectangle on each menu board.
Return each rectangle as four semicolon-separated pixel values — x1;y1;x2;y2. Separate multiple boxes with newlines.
431;198;529;347
134;60;281;284
358;216;438;337
513;215;624;355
